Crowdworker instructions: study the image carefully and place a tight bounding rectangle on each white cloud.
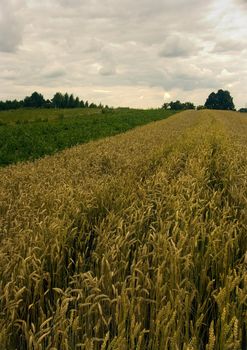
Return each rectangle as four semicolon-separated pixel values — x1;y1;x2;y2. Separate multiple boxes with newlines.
0;0;246;108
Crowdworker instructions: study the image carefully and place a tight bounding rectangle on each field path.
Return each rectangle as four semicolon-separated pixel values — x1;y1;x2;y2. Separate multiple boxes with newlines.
0;110;246;349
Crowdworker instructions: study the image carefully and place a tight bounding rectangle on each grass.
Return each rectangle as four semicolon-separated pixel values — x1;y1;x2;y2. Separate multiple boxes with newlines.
0;108;176;167
0;109;246;349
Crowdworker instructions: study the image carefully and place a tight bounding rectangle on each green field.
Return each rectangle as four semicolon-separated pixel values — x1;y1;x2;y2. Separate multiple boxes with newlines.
0;109;246;349
0;108;176;167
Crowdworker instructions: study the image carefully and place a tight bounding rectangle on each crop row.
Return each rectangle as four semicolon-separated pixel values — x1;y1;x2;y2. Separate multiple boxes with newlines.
0;110;246;349
0;108;175;166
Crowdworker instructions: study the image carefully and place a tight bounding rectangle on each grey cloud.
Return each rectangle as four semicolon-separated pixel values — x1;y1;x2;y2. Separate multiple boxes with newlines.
212;39;246;53
159;35;200;58
99;65;116;76
159;64;218;91
51;0;215;44
55;0;212;20
43;69;66;79
0;0;26;52
235;0;247;4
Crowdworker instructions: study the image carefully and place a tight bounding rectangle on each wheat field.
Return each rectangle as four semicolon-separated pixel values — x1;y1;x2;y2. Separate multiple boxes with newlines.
0;110;246;349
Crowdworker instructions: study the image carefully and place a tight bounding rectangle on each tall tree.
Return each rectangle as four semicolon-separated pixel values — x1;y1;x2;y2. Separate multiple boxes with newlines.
79;100;85;108
63;93;69;108
204;89;235;110
68;94;75;108
75;97;80;108
23;92;46;108
52;92;64;108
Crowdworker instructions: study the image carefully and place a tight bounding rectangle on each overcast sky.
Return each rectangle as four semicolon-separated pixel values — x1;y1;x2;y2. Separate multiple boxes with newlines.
0;0;246;108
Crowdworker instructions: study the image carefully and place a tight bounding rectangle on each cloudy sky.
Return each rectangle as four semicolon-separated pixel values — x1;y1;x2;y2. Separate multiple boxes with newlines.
0;0;246;108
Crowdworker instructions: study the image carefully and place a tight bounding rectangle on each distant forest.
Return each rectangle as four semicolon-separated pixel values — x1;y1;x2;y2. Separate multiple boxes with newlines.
0;90;246;112
0;92;105;111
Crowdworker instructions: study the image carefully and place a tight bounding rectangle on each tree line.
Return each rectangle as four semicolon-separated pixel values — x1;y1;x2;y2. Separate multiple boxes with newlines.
162;101;195;110
163;90;246;112
0;92;104;111
0;89;245;112
162;90;235;111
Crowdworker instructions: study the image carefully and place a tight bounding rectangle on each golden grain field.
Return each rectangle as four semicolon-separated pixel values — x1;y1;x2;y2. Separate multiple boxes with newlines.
0;110;246;350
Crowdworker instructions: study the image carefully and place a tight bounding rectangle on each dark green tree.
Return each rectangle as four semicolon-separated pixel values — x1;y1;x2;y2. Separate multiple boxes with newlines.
239;108;247;113
197;105;205;110
184;102;195;110
44;99;52;108
162;102;170;110
169;100;184;110
52;92;64;108
68;94;75;108
23;92;46;108
0;93;103;110
162;101;195;110
75;97;80;108
204;89;235;110
79;100;85;108
63;93;69;108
